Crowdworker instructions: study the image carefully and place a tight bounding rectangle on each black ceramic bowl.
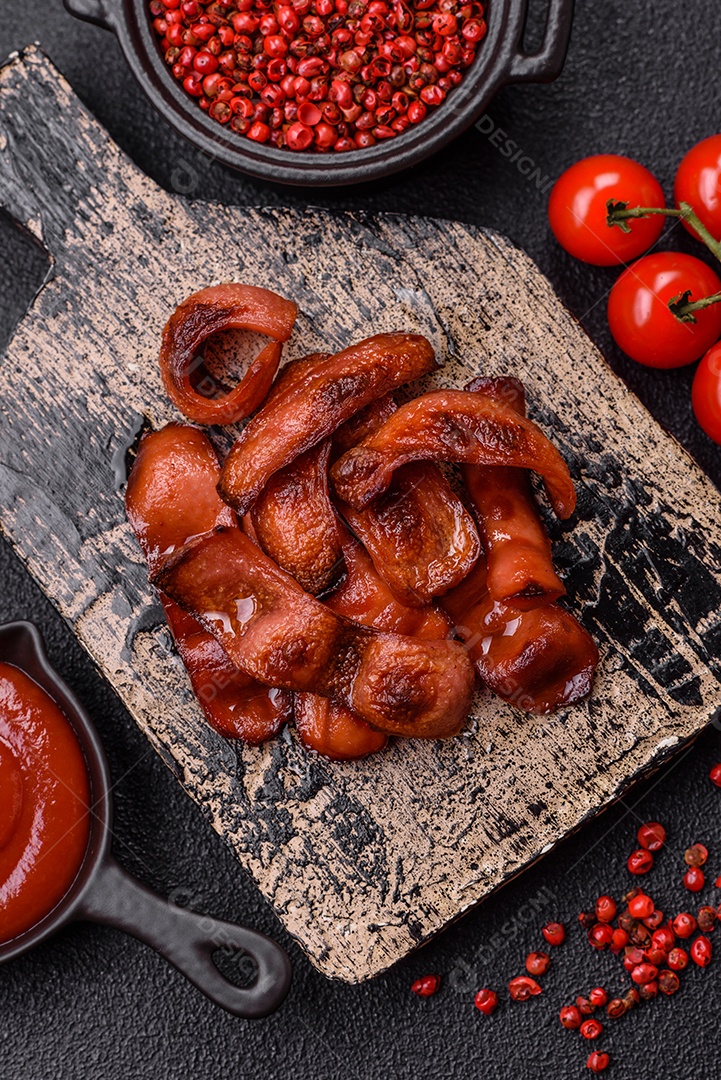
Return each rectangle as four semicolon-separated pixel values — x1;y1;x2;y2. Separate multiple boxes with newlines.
65;0;574;186
0;621;292;1018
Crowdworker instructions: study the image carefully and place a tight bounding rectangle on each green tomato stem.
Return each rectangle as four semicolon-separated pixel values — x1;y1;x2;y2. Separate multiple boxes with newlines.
606;199;721;324
669;288;721;324
606;199;721;263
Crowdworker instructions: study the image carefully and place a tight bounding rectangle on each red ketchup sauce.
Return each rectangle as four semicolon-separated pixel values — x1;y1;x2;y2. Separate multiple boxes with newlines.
0;663;91;944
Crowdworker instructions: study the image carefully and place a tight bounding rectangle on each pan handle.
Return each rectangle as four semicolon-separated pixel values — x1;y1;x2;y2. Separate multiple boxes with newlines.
77;856;292;1018
63;0;117;31
506;0;575;84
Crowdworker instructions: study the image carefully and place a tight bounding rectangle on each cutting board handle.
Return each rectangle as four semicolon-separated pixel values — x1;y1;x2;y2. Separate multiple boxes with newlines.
0;47;164;268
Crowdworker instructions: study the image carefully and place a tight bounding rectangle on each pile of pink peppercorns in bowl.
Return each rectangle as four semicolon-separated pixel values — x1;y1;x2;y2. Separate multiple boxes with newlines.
148;0;487;152
408;762;721;1074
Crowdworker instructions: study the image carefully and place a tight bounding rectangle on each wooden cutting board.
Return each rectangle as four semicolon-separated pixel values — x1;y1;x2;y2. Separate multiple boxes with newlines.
2;47;721;983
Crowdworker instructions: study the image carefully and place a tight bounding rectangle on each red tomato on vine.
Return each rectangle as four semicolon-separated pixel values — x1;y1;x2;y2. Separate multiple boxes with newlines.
548;155;666;266
607;253;721;368
692;343;721;442
674;135;721;242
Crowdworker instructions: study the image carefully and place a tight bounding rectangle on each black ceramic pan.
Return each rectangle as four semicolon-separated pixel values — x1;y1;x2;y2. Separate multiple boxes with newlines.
64;0;574;186
0;621;292;1018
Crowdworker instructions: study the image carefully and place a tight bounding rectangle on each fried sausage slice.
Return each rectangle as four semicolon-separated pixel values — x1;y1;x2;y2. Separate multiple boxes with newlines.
331;388;577;519
125;423;291;743
156;528;475;740
251;439;344;596
322;531;452;640
293;695;388;761
334;397;480;606
218;333;437;515
462;376;565;610
294;531;453;759
441;557;598;714
159;598;292;742
160;283;297;425
339;462;480;607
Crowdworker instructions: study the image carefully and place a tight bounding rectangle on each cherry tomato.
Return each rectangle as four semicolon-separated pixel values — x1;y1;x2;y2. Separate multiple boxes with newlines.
607;252;721;368
548;154;666;266
692;342;721;442
674;135;721;242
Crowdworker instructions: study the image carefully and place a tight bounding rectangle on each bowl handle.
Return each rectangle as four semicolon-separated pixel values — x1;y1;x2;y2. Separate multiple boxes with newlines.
77;856;292;1018
63;0;117;31
506;0;575;84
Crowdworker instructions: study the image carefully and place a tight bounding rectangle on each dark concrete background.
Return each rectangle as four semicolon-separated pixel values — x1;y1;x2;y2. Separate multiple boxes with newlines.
1;2;721;1077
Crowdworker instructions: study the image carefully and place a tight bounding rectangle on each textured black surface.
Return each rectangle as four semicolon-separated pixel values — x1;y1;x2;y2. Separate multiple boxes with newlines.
1;2;721;1078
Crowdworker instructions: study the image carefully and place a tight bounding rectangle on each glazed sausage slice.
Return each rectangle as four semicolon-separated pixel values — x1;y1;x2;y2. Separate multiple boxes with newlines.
244;356;344;597
294;530;452;759
462;376;565;610
293;696;388;761
125;423;236;574
266;352;331;403
331;387;577;519
218;333;437;515
289;531;390;760
332;393;397;456
160;284;297;425
155;528;475;740
333;396;480;606
250;439;344;596
159;597;292;742
441;556;598;714
125;423;291;743
338;461;480;607
321;530;452;640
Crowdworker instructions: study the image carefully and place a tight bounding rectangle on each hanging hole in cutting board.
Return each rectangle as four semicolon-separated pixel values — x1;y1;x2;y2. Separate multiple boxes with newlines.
211;945;259;990
0;209;52;359
190;329;271;400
